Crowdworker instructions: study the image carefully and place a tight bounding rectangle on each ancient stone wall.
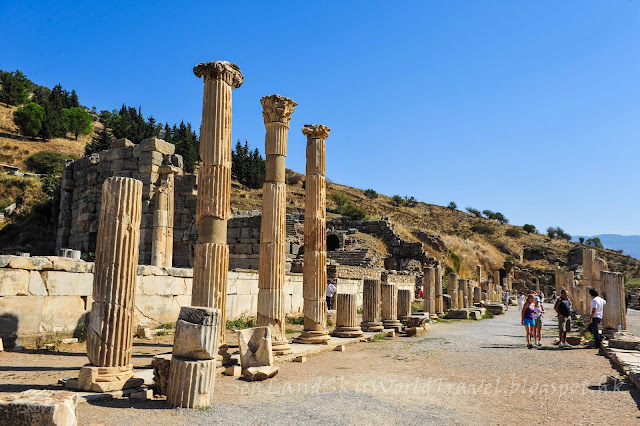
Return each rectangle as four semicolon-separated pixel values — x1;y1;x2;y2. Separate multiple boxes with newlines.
0;255;303;346
56;138;183;265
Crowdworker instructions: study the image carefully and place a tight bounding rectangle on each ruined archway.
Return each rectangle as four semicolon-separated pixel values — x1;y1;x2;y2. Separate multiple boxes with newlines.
327;234;340;251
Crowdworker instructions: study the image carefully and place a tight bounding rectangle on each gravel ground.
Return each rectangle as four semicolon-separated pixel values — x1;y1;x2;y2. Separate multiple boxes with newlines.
75;308;640;425
2;309;639;424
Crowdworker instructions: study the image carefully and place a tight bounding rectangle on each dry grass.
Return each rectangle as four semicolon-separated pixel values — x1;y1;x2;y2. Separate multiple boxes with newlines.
0;175;45;212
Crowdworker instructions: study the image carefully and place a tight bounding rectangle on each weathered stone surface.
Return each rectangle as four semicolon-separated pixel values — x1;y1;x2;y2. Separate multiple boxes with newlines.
138;137;176;155
609;333;640;350
0;269;29;296
469;310;481;320
242;365;279;382
602;271;625;332
225;365;242;377
8;256;53;271
46;257;93;273
447;309;470;320
238;326;274;369
397;289;412;318
151;353;171;396
484;303;505;315
77;364;142;392
404;315;428;328
361;278;383;332
172;307;220;360
28;271;47;296
41;271;93;296
566;336;583;346
0;389;77;426
166;357;216;408
405;327;426;337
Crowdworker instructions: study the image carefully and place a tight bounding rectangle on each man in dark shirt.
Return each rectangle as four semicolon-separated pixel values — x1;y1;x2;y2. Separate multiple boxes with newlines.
554;290;572;348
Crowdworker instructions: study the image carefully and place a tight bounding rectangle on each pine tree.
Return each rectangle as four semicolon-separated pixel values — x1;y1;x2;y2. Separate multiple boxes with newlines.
40;84;68;139
68;89;79;108
85;126;113;155
63;107;93;140
13;102;45;138
0;70;31;106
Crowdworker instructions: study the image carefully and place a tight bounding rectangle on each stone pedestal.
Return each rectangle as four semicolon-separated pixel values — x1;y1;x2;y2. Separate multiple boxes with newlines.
448;273;458;310
83;177;142;392
334;294;363;338
0;390;78;426
361;278;383;332
294;125;331;345
192;61;244;352
602;272;625;334
238;327;274;369
166;358;217;409
434;264;444;315
257;94;297;355
381;283;402;331
397;289;412;319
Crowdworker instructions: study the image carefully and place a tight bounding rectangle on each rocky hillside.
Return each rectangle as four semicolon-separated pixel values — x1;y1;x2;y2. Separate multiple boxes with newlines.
1;102;639;285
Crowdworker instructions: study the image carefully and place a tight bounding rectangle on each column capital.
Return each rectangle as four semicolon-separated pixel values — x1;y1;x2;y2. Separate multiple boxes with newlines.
261;94;297;125
302;124;330;140
193;61;244;88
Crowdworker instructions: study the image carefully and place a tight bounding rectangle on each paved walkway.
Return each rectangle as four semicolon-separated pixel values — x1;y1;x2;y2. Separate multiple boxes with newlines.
77;308;640;425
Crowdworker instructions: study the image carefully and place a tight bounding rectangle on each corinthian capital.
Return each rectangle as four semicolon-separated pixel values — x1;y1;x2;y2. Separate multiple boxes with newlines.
193;61;244;88
261;94;297;125
302;124;330;140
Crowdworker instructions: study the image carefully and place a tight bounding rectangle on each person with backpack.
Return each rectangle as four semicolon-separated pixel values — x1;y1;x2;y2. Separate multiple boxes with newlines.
554;289;572;348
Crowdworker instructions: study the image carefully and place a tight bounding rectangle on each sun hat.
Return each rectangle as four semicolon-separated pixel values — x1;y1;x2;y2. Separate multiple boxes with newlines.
534;296;540;302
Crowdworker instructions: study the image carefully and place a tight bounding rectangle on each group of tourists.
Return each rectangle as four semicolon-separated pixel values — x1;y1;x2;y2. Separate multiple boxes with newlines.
518;287;607;349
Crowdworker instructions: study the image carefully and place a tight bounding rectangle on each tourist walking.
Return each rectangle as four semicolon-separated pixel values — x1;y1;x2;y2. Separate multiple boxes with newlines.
554;290;572;348
521;294;536;349
589;288;606;348
551;291;557;305
533;296;545;346
503;289;509;311
326;281;337;310
517;292;525;311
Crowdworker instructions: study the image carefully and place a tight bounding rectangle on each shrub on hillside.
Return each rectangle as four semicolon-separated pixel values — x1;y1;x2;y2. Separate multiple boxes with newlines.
364;189;378;199
471;224;495;235
391;195;404;206
465;207;482;218
585;237;604;249
25;151;77;175
330;191;350;207
286;173;302;186
448;249;461;274
447;201;457;210
523;224;537;234
505;228;521;238
13;103;45;139
336;204;367;220
404;196;417;207
547;226;571;241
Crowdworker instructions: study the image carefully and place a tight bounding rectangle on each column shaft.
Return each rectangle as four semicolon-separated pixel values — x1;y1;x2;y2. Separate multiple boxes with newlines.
361;278;383;331
448;273;458;310
434;264;443;315
334;293;363;337
602;272;625;332
397;289;412;318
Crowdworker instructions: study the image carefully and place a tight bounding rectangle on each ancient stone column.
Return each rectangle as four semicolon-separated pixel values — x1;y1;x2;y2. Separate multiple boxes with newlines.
381;283;402;330
257;94;297;355
601;272;625;333
448;273;458;310
434;264;443;316
192;61;244;349
333;294;363;338
473;286;481;304
460;279;468;308
458;289;464;309
151;165;179;268
81;177;142;392
294;124;331;344
423;267;437;319
476;265;483;290
361;278;383;331
397;289;412;318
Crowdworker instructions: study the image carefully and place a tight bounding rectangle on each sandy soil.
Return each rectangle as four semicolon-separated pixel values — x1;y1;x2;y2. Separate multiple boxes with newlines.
1;309;639;425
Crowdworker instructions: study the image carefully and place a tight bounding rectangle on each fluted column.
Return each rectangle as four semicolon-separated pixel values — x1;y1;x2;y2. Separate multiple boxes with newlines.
602;272;625;333
434;264;443;315
81;177;142;391
333;294;363;338
361;278;383;331
397;289;412;318
448;273;458;310
151;165;179;268
257;94;297;354
423;267;437;319
460;279;468;308
294;124;331;344
192;61;243;349
381;283;403;330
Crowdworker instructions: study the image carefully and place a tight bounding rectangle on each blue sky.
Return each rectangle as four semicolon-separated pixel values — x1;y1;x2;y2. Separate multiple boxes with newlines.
2;1;639;235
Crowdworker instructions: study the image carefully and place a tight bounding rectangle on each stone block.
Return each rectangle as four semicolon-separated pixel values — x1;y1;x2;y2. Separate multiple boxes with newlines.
484;303;505;315
28;271;47;296
293;356;306;363
77;364;142;392
136;327;152;339
166;357;216;408
130;388;153;401
333;345;346;352
111;138;134;148
134;295;176;325
405;327;426;337
242;366;279;382
0;255;12;267
0;269;29;296
8;256;52;271
172;307;221;360
608;333;640;350
47;257;93;273
0;390;77;426
151;353;172;396
447;309;470;320
41;271;93;296
139;137;175;155
469;310;481;320
140;275;186;296
225;366;242;377
40;296;86;334
238;327;274;369
0;296;44;336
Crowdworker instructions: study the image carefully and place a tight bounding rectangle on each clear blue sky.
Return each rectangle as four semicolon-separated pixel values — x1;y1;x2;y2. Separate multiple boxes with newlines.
2;1;639;235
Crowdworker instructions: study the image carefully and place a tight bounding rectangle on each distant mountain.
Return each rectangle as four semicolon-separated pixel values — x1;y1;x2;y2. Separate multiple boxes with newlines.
572;234;640;260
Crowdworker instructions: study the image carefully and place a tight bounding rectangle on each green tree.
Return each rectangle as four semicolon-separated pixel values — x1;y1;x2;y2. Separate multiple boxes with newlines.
0;70;31;106
391;195;404;206
523;224;537;234
231;140;265;189
67;90;79;108
585;237;604;249
85;126;113;155
40;84;68;139
173;121;199;173
364;189;378;199
447;201;457;210
63;107;93;140
579;237;585;244
13;102;45;139
466;207;482;218
26;150;77;175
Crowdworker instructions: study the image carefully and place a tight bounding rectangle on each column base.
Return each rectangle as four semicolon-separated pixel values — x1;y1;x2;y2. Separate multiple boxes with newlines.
332;326;363;338
292;330;331;344
219;345;237;366
429;314;439;320
361;322;384;332
76;364;143;393
272;339;292;355
383;319;403;333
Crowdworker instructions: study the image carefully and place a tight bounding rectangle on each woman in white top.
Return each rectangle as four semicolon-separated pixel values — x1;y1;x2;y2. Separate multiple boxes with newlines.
517;292;526;311
533;296;545;346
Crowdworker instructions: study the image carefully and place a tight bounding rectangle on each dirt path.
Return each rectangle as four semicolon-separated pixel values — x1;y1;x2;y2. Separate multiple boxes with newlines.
67;309;639;425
